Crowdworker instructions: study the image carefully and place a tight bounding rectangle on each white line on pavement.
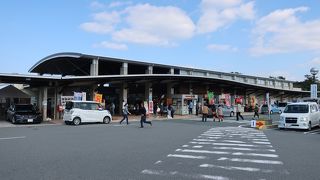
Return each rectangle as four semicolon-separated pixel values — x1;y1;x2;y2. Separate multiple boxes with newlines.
167;154;207;159
176;149;229;155
199;164;264;172
0;136;26;140
217;157;283;165
212;146;276;152
232;152;279;158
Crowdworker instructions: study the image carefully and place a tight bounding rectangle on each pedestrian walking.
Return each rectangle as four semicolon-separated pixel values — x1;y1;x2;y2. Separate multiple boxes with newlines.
253;103;259;119
168;104;175;118
188;101;194;115
217;105;224;122
120;103;131;125
196;102;199;116
140;102;152;128
110;102;115;116
153;102;158;117
236;103;244;121
211;105;217;122
202;104;209;122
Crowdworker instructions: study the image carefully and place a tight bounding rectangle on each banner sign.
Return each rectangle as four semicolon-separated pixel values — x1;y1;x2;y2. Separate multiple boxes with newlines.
95;93;103;103
311;84;317;98
207;91;214;105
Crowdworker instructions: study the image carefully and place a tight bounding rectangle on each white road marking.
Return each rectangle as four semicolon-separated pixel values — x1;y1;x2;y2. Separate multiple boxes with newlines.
252;139;269;141
154;160;162;164
192;145;203;148
212;146;276;152
193;139;216;142
142;169;230;180
176;149;229;155
200;164;264;172
182;145;189;147
167;154;207;159
190;141;272;147
0;136;26;140
218;157;283;165
232;152;279;158
252;141;271;144
222;140;245;143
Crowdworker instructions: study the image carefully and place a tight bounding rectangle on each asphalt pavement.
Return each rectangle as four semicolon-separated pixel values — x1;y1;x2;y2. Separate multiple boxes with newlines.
1;117;320;180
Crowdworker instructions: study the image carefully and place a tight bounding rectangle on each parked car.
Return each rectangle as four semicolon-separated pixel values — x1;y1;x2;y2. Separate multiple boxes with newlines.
277;102;289;113
278;102;320;131
63;101;112;125
6;104;42;124
207;104;235;117
260;104;282;114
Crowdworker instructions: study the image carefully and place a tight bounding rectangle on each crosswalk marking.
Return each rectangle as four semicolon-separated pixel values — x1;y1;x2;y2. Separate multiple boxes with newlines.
167;154;207;159
142;127;287;179
217;157;283;165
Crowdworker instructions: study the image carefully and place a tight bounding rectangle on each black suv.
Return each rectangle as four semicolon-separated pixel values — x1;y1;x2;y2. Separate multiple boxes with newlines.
6;104;42;124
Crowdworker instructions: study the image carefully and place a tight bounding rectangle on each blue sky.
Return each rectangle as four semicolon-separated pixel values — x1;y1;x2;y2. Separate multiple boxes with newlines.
1;0;320;81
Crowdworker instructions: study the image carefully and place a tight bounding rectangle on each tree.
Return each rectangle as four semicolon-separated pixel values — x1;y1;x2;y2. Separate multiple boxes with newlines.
294;74;318;91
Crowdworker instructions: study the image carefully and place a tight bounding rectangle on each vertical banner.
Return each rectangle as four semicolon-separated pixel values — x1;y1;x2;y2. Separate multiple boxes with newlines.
148;101;153;114
207;91;214;105
74;92;82;101
266;93;270;120
82;92;86;101
225;94;231;106
94;93;103;103
311;84;317;98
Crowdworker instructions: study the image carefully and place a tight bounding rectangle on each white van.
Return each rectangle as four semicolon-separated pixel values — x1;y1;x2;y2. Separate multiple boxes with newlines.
278;102;320;130
63;101;112;125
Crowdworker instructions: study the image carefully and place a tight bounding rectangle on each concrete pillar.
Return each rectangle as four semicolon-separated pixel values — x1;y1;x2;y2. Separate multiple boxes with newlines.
90;58;99;76
145;83;152;102
119;83;128;113
167;83;174;98
189;83;193;95
169;68;174;74
42;87;48;121
146;66;153;74
121;62;128;75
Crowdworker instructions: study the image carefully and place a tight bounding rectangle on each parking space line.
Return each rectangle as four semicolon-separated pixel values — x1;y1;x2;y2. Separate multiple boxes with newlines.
0;136;26;140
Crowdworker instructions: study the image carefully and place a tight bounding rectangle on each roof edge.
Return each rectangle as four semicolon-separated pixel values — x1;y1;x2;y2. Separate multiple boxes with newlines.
28;52;83;73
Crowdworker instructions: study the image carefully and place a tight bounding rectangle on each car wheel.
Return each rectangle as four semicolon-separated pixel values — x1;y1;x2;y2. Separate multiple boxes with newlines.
308;122;312;131
11;116;16;124
73;118;81;126
230;112;234;117
103;116;111;124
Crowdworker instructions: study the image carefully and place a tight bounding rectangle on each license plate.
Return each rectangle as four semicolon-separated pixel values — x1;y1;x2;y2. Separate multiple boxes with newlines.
27;119;33;123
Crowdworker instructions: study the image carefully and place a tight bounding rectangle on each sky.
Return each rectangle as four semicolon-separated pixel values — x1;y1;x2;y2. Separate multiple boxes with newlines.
1;0;320;81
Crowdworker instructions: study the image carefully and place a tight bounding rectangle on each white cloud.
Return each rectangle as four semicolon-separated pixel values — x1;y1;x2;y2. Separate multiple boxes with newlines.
250;7;320;56
90;1;106;9
310;57;320;65
94;41;128;50
207;44;238;52
112;4;195;46
108;1;132;8
80;11;120;34
197;0;255;34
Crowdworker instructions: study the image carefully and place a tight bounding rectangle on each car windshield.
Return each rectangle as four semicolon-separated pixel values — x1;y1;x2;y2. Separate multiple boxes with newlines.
284;105;309;113
15;105;34;112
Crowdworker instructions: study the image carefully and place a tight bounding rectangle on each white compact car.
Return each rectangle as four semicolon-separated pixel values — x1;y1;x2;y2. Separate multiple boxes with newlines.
63;101;112;125
278;102;320;130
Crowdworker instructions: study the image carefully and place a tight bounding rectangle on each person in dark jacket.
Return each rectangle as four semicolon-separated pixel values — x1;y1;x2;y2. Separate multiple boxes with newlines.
140;103;152;128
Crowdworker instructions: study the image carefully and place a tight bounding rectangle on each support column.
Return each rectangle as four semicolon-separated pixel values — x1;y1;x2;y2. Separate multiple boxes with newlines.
90;58;99;76
42;87;48;121
121;62;128;75
167;83;174;98
145;83;152;101
189;83;193;95
119;83;128;113
169;68;174;74
146;66;153;74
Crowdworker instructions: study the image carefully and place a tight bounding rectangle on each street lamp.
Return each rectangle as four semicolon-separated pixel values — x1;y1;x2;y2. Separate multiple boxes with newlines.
310;67;319;83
